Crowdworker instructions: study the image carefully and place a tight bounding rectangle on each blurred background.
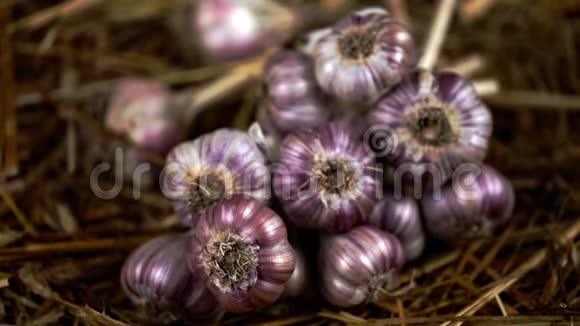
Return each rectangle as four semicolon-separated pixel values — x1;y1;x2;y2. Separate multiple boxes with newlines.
0;0;579;324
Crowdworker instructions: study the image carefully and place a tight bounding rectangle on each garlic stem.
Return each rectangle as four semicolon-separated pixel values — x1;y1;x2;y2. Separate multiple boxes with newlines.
443;54;486;77
418;0;457;71
387;0;410;26
180;51;271;122
7;0;102;32
474;79;500;97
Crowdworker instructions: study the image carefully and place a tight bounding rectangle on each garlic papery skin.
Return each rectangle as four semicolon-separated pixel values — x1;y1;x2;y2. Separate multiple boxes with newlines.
313;7;415;102
162;128;269;227
260;51;329;135
121;234;223;323
368;195;426;261
188;195;295;313
319;226;405;307
273;121;380;232
105;79;186;156
421;165;515;244
369;70;493;190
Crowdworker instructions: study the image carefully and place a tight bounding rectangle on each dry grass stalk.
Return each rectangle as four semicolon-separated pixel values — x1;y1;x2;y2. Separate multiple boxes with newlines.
418;0;457;70
8;0;102;32
441;219;580;326
0;6;19;178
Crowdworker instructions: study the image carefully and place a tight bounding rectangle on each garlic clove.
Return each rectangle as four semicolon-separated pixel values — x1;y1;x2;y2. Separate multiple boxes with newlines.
257;243;296;282
368;195;426;261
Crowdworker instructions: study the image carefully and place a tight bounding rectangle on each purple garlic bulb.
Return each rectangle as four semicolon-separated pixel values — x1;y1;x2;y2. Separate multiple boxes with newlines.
312;7;415;102
259;51;329;135
421;165;515;244
175;0;295;62
121;234;223;323
162;128;269;227
282;247;310;299
368;70;493;190
187;195;295;313
320;226;405;307
273;120;380;232
369;195;426;261
105;79;185;156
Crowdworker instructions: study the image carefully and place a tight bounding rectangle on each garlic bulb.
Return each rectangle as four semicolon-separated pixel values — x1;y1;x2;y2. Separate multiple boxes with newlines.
260;50;329;135
312;7;415;101
105;79;185;156
173;0;295;62
121;234;223;323
320;226;405;307
273;120;380;232
187;195;295;313
421;165;515;244
162;128;269;226
282;247;310;298
369;195;426;261
368;70;493;190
